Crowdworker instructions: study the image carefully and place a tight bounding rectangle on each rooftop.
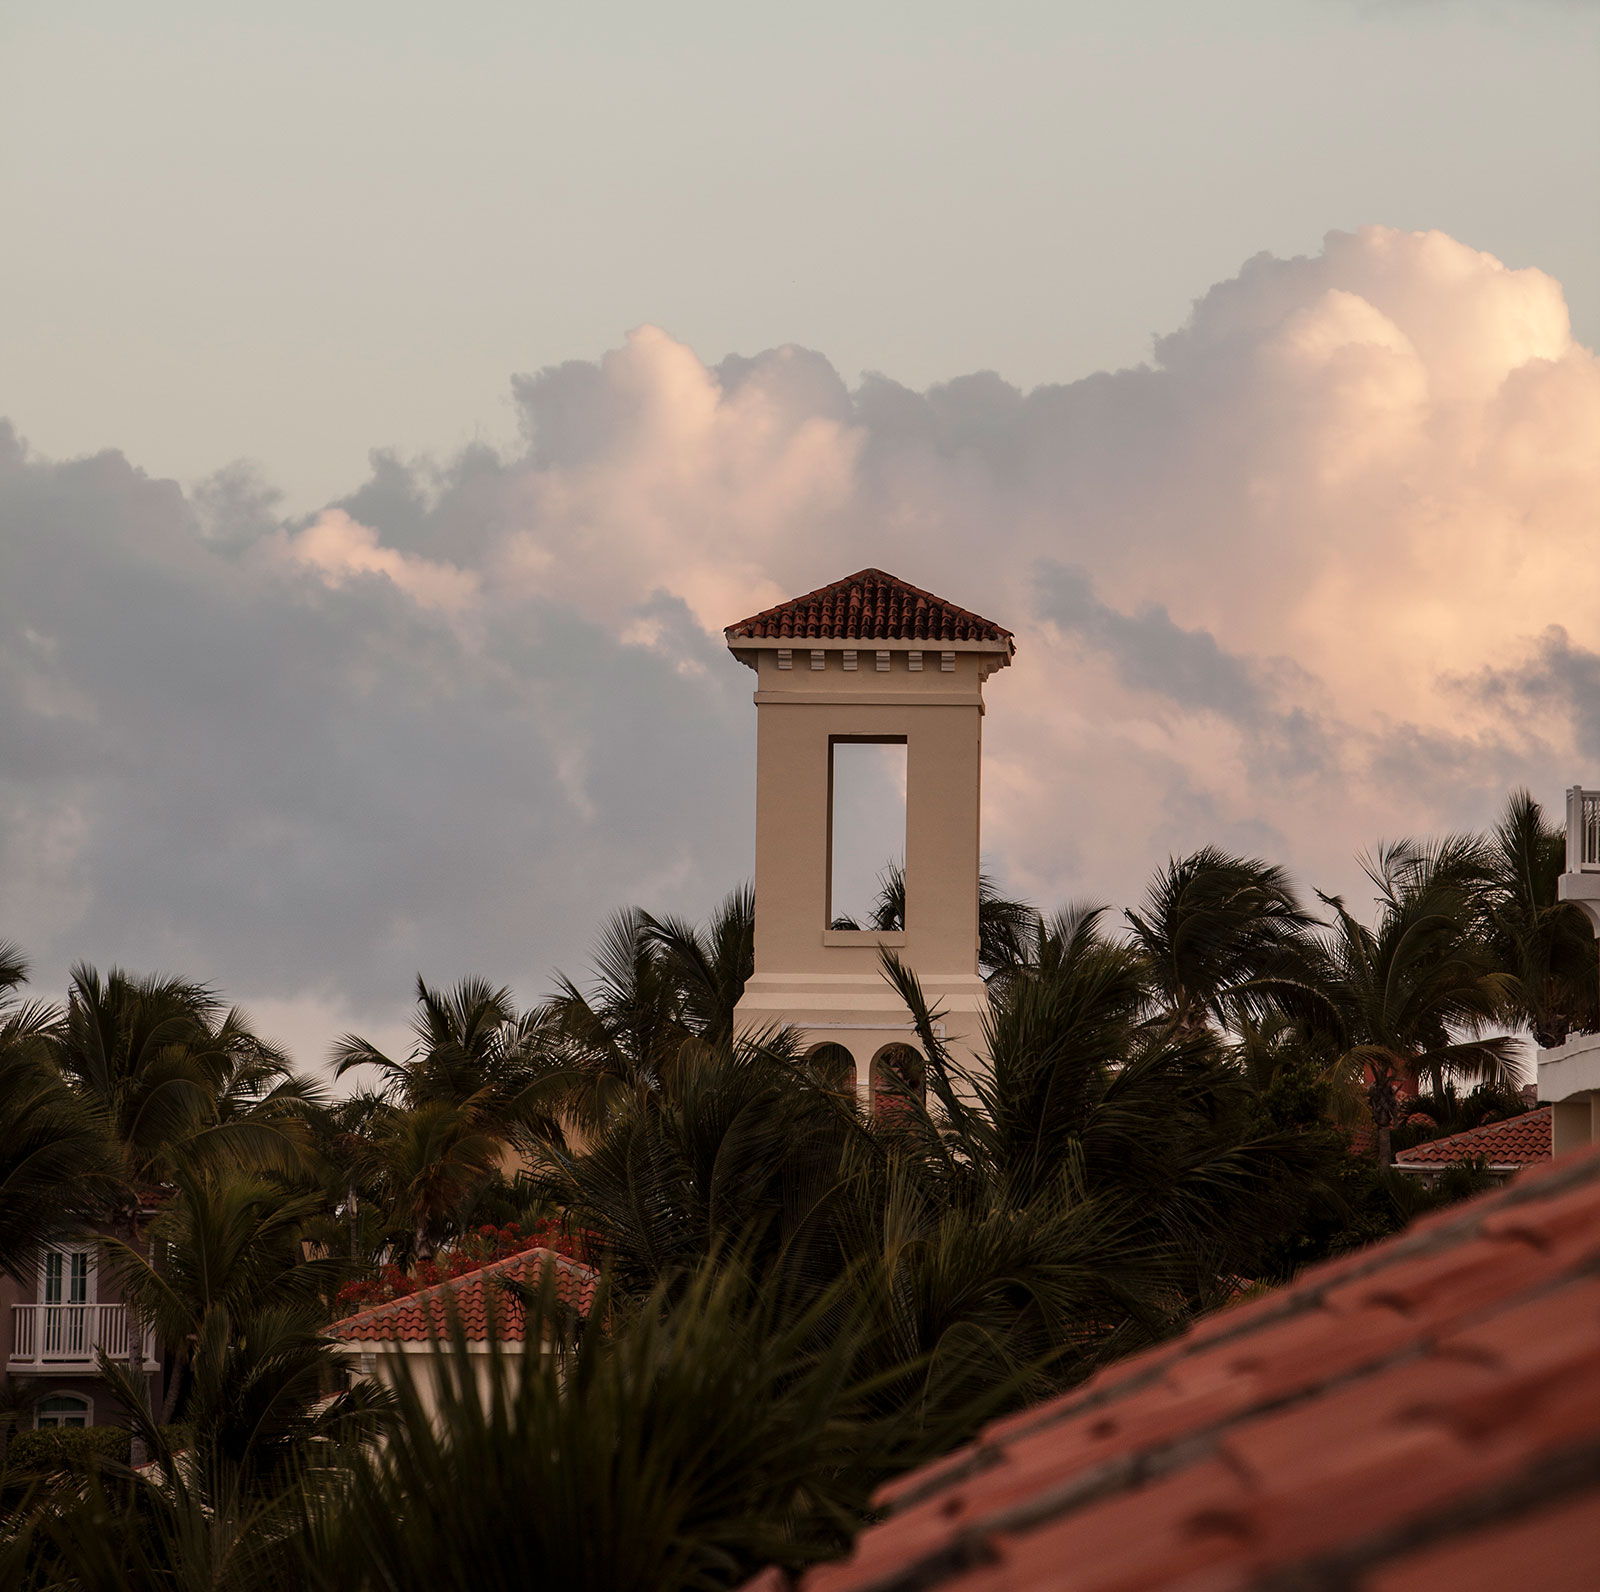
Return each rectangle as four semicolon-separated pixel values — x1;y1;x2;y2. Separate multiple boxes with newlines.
726;569;1013;647
1395;1108;1553;1171
745;1142;1600;1592
325;1249;598;1345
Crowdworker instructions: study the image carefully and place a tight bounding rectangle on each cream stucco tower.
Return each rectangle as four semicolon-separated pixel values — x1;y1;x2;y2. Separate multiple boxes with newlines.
725;569;1013;1102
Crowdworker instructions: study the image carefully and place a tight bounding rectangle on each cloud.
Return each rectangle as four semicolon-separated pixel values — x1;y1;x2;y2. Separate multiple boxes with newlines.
1035;562;1274;726
268;509;480;617
1;225;1596;1065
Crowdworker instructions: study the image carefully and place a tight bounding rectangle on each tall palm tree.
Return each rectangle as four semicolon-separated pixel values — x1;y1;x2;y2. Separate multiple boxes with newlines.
0;943;121;1278
333;976;535;1119
53;964;319;1190
1314;839;1516;1165
110;1168;345;1421
1124;849;1320;1035
881;917;1322;1296
531;911;696;1131
349;1097;506;1263
334;977;569;1256
1482;789;1600;1048
642;885;755;1050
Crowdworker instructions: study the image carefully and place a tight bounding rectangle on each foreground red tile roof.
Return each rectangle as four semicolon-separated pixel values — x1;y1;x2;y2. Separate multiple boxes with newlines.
726;570;1013;646
325;1249;598;1344
746;1144;1600;1592
1395;1108;1552;1170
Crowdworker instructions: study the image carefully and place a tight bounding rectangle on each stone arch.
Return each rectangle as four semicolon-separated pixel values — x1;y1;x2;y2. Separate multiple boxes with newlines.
804;1041;858;1099
870;1041;926;1119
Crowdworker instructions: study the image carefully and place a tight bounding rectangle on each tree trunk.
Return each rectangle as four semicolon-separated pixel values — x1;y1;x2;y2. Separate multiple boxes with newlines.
126;1305;148;1467
122;1202;149;1469
348;1181;360;1263
1368;1068;1400;1169
159;1351;187;1425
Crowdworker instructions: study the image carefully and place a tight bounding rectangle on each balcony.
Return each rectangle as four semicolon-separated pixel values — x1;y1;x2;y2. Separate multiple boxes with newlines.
1557;787;1600;937
1566;787;1600;873
9;1304;158;1372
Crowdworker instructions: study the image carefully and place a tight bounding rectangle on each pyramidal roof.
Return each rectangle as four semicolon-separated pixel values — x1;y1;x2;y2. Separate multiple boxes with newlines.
726;569;1012;647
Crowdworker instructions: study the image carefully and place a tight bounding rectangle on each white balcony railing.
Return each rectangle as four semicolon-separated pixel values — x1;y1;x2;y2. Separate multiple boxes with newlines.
9;1304;157;1369
1568;787;1600;873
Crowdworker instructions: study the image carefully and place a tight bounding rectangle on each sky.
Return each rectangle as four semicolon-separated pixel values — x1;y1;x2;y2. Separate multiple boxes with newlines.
2;2;1598;1070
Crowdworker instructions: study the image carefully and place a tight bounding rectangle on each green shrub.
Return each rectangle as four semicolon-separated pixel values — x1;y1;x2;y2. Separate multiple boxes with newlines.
1434;1155;1498;1203
7;1423;130;1472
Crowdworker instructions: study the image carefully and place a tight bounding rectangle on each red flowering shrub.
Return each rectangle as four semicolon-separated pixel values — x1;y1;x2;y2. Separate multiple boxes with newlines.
334;1219;599;1311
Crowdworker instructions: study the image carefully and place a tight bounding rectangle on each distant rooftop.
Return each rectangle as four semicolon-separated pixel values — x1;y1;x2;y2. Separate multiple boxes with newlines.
726;569;1013;647
325;1249;597;1345
744;1141;1600;1592
1395;1108;1553;1173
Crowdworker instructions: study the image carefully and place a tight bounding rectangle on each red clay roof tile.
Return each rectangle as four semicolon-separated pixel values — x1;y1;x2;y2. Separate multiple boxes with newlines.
1366;1490;1600;1592
325;1249;597;1344
748;1145;1600;1592
725;569;1013;646
1393;1108;1552;1169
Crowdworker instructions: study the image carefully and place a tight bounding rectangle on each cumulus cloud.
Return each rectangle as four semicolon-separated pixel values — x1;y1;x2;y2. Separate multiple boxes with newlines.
268;509;481;617
2;225;1596;1065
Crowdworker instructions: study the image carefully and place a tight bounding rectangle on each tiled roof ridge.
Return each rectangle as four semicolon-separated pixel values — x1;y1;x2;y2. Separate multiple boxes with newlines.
872;1428;1600;1592
889;1140;1600;1509
1394;1106;1552;1167
758;1144;1600;1592
725;569;1013;644
326;1248;593;1339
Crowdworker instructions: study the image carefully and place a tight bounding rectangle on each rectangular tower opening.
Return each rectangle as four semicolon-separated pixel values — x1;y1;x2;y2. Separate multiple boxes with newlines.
828;737;907;930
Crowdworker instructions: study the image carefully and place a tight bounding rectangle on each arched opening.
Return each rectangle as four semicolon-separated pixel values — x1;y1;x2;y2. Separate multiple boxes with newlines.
36;1393;91;1429
804;1042;857;1099
870;1042;926;1121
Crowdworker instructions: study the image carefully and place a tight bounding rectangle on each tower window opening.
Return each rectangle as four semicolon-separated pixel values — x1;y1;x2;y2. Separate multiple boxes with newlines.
828;737;906;929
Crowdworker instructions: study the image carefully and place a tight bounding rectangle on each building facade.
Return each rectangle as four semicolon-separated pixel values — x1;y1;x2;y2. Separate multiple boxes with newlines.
1541;785;1600;1155
1;1217;160;1433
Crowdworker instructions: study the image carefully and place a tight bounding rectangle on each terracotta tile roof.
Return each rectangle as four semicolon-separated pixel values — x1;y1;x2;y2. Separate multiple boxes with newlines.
325;1249;598;1344
744;1143;1600;1592
1395;1108;1552;1170
726;570;1012;646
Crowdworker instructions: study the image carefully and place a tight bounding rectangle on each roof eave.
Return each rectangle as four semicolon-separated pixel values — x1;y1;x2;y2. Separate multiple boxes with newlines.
725;633;1012;651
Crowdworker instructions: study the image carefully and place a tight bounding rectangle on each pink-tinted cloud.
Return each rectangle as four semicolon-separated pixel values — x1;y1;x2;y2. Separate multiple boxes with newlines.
3;225;1596;1065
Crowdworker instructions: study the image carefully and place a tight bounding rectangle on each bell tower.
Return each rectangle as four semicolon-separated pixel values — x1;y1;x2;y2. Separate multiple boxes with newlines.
725;569;1013;1104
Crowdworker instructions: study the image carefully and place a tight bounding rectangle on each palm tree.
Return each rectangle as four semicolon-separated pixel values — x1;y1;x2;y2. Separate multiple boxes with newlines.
333;977;572;1258
1314;839;1516;1165
641;885;755;1050
0;943;121;1278
333;975;536;1120
530;910;697;1132
882;915;1323;1299
53;964;319;1191
1482;789;1600;1048
349;1097;506;1262
835;865;1040;978
1124;849;1320;1035
110;1168;345;1422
